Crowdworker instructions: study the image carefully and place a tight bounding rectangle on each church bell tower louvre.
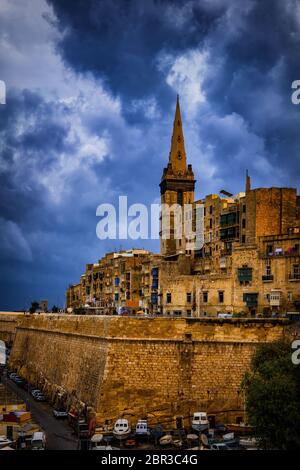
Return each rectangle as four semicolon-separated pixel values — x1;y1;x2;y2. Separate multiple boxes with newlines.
160;95;196;258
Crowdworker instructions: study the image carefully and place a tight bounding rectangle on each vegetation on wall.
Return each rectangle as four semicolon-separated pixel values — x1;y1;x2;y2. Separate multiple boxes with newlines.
243;340;300;449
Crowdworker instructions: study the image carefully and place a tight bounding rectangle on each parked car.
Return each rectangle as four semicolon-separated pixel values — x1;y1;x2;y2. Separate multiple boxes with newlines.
12;375;21;382
217;313;233;319
53;408;68;419
31;389;42;397
14;377;26;387
9;372;18;380
34;394;46;402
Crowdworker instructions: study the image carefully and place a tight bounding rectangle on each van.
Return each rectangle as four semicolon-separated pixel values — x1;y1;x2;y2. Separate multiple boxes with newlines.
31;431;46;450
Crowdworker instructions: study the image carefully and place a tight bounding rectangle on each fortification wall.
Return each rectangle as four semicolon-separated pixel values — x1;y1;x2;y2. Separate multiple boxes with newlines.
0;312;22;345
4;314;289;426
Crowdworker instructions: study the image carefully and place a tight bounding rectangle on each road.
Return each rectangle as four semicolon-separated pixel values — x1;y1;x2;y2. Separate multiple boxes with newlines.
5;377;78;450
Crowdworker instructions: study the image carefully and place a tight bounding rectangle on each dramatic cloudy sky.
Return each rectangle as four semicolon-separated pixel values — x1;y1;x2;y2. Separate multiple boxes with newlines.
0;0;300;310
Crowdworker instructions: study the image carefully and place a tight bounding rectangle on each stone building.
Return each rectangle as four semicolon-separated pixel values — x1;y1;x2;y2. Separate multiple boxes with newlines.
67;96;300;318
67;249;162;315
159;98;300;317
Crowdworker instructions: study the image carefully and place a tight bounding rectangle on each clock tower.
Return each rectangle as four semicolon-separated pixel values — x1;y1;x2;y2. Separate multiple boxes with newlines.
160;96;196;257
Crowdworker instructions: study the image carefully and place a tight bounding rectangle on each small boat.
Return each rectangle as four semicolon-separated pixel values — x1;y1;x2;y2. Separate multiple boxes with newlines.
187;433;199;441
226;423;254;434
240;437;258;449
90;433;104;450
124;438;136;448
159;434;173;446
151;425;164;444
191;412;209;433
113;419;131;440
214;423;227;433
135;419;150;437
222;433;240;448
0;436;13;450
173;439;183;448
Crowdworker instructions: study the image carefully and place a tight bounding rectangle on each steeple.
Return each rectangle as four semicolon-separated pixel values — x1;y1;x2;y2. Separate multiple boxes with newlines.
160;95;196;258
168;95;187;174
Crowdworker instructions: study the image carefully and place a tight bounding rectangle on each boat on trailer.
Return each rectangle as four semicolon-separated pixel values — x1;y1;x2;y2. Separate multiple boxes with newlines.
113;419;131;440
191;412;209;433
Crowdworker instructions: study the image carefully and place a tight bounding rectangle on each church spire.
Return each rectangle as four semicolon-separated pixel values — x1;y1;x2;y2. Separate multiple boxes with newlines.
169;94;187;174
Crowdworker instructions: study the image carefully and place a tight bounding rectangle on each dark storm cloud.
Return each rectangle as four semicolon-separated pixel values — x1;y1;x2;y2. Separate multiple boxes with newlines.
46;0;224;102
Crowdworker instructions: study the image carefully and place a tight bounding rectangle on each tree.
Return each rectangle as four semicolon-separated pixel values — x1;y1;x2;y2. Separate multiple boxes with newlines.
29;301;39;314
242;340;300;449
74;307;86;315
51;305;59;313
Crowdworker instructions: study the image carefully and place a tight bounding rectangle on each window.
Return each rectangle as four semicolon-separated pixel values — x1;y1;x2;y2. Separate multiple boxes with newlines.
177;190;183;206
238;267;252;283
186;310;192;317
218;291;224;303
209;205;213;214
209;218;212;229
266;245;273;255
242;235;246;243
265;260;271;277
203;291;208;303
242;218;246;229
293;264;300;279
243;293;258;307
288;292;293;302
187;292;192;303
167;293;172;303
242;205;246;213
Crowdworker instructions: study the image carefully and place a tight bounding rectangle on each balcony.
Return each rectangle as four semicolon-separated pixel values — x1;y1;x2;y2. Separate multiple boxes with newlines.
262;274;274;282
243;293;258;307
238;267;252;282
262;248;300;258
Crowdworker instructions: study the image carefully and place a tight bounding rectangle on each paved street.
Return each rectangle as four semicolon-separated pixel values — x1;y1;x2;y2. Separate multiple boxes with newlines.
5;378;78;450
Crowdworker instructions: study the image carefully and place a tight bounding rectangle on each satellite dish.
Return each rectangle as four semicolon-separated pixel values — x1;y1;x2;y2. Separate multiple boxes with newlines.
220;189;233;197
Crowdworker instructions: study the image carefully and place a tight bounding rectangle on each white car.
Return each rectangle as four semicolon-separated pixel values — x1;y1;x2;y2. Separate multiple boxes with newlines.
218;313;233;318
31;431;46;450
53;408;68;419
31;389;42;397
